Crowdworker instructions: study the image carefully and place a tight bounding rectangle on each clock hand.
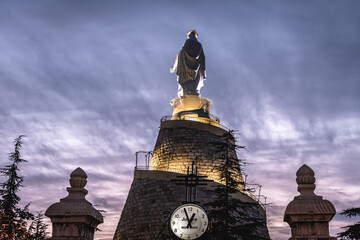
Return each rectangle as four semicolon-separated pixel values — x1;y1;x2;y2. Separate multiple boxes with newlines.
186;213;196;228
184;208;190;222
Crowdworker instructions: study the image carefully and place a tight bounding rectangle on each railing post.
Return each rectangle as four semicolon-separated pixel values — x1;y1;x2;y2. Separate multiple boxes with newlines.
258;185;262;203
135;152;138;169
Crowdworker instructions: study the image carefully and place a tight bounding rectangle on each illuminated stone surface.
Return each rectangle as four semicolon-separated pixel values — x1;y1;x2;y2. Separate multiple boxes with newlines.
170;95;219;126
149;120;244;188
170;95;212;117
113;117;271;239
45;167;103;240
284;164;337;240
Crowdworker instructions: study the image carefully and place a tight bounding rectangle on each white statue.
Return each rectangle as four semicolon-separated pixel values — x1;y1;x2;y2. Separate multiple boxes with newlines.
170;30;206;97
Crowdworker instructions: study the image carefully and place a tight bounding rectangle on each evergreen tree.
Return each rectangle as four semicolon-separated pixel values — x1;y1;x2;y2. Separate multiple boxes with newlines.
28;211;48;240
338;207;360;240
206;131;268;240
0;135;33;239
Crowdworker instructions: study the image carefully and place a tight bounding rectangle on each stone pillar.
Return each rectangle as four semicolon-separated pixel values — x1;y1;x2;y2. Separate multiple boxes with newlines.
284;164;337;240
45;167;103;240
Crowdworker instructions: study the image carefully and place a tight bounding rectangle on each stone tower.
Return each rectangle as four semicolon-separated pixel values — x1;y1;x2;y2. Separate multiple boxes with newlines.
113;31;269;239
284;164;337;240
149;96;244;188
45;167;103;240
113;97;270;239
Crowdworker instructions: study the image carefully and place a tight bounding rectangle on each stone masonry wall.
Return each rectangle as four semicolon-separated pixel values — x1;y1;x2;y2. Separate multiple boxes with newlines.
113;170;269;240
113;120;270;239
149;120;244;189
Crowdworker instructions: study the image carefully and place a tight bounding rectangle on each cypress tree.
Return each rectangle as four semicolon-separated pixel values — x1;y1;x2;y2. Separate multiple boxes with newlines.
206;131;268;240
338;207;360;240
28;211;48;240
0;135;33;239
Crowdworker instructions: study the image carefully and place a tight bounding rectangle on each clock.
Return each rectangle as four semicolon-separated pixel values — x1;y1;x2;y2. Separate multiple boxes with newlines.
170;203;208;239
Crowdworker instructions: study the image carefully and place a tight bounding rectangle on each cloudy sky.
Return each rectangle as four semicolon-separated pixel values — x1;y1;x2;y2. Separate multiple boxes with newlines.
1;0;359;239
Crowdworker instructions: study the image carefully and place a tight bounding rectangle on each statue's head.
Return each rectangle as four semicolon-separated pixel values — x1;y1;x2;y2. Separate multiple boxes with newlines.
187;30;198;39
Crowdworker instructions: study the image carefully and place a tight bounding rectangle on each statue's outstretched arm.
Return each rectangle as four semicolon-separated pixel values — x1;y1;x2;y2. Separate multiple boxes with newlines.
170;54;178;73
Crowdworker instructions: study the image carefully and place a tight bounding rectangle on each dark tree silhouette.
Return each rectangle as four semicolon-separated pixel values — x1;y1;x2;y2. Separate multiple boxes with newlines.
206;131;268;240
28;211;48;240
0;135;33;239
338;207;360;240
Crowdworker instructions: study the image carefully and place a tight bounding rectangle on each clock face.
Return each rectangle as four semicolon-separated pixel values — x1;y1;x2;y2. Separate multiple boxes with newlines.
170;203;208;239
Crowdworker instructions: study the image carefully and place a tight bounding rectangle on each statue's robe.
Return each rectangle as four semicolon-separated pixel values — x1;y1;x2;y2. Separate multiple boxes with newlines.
173;38;206;96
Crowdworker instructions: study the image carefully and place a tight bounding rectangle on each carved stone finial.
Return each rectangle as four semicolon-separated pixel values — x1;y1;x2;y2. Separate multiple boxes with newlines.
296;164;315;184
70;167;87;188
296;164;316;197
45;167;103;240
284;164;337;240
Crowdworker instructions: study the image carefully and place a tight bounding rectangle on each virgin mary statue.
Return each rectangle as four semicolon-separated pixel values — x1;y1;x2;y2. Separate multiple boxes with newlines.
170;30;206;97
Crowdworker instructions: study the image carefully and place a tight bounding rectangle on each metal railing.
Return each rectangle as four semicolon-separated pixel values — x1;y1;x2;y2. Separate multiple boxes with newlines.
244;183;268;211
135;165;184;173
160;115;230;131
135;151;152;168
161;113;219;122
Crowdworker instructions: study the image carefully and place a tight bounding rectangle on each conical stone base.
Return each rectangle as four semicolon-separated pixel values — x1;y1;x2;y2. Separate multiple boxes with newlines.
113;120;270;239
149;120;244;188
